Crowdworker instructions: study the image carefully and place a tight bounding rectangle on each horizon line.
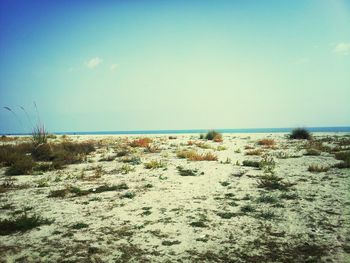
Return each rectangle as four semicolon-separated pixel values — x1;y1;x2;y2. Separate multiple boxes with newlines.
2;126;350;136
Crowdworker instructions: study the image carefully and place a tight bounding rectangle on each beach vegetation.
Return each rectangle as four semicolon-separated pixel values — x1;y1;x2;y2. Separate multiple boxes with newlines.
99;154;117;162
240;204;256;213
176;149;217;161
0;213;53;235
246;149;264;156
216;145;227;151
259;154;276;174
217;212;237;219
334;151;350;168
308;164;330;173
290;128;312;140
190;221;207;228
5;156;34;175
48;188;70;198
144;160;166;169
145;145;161;153
130;138;152;147
94;183;129;193
256;194;279;204
257;210;276;220
120;191;135;199
71;222;89;229
32;124;48;146
242;160;260;168
257;174;292;191
204;130;223;142
121;155;142;165
280;191;299;200
117;164;135;174
177;166;199;176
257;139;275;147
304;148;321;156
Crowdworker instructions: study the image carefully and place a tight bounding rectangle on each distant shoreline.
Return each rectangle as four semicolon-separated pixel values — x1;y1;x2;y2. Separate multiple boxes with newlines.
3;126;350;136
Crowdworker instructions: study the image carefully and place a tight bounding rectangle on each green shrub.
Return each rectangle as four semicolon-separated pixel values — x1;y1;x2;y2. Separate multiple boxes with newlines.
257;174;292;191
117;164;135;174
92;184;129;193
121;156;141;165
31;143;52;161
5;156;34;175
0;213;53;235
334;151;350;168
308;164;330;173
0;143;33;167
71;222;89;229
290;128;311;140
177;166;199;176
205;130;223;142
242;160;260;168
120;192;135;199
304;148;321;156
144;160;166;169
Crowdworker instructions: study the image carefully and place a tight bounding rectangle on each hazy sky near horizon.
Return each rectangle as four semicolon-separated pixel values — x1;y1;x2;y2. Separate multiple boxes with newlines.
0;0;349;133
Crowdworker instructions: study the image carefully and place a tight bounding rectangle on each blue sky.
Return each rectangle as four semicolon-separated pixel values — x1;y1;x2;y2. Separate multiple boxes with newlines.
0;0;349;133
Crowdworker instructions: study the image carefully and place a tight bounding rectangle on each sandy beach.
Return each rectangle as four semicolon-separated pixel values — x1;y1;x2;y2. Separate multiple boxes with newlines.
0;132;350;262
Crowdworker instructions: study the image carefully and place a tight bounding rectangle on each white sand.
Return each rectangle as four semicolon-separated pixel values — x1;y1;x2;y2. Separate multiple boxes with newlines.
0;133;349;262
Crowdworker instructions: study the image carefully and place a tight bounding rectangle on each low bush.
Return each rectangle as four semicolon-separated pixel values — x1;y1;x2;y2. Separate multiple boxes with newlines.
117;164;135;174
0;213;53;235
308;164;330;173
257;174;292;191
121;155;142;165
205;130;223;142
177;166;199;176
242;160;260;168
5;156;34;175
257;139;275;147
129;138;152;148
334;151;350;168
144;160;166;169
304;148;321;156
290;128;311;140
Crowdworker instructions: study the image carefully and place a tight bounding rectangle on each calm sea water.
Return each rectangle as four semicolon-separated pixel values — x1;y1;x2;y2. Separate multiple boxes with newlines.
5;126;350;136
51;127;350;135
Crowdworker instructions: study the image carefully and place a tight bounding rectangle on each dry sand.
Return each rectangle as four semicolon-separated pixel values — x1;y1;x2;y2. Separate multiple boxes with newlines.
0;133;349;262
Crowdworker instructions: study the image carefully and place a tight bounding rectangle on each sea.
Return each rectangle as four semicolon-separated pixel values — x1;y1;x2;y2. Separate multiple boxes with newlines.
50;126;350;135
4;126;350;136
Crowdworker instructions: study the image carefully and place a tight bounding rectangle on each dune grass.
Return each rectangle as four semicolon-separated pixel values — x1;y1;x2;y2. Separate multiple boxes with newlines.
177;149;217;161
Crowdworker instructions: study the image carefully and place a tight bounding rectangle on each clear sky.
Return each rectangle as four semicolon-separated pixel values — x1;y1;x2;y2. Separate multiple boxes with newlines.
0;0;349;133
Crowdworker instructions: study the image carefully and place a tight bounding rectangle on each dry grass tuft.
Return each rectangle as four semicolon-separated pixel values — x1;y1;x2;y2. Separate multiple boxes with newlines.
258;139;276;147
177;149;217;161
129;138;152;148
246;149;264;156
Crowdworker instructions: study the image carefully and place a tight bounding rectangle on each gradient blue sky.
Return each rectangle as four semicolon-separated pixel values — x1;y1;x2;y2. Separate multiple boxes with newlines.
1;0;349;133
